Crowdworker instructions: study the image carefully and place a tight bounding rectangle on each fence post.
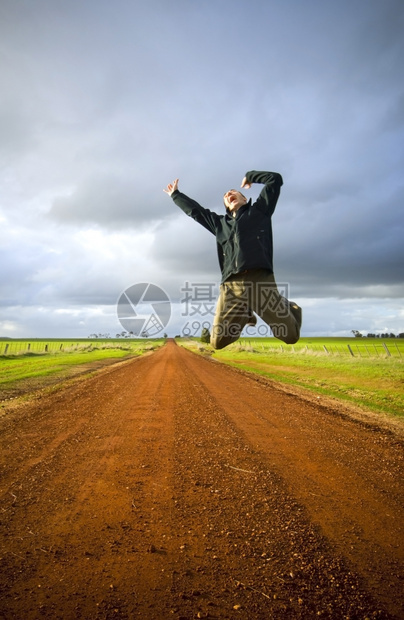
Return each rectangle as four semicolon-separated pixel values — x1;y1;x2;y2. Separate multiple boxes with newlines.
347;344;354;356
383;343;391;357
323;345;329;354
4;344;9;355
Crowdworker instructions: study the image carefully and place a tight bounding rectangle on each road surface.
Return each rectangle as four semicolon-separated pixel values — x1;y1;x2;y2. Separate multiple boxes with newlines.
0;340;403;619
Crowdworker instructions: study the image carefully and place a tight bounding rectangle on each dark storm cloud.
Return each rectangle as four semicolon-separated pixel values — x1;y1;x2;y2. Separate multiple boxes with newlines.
48;175;168;227
275;177;404;289
151;214;219;280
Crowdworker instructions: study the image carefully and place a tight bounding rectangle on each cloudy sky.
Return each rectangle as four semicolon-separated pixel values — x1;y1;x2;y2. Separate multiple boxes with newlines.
1;0;403;339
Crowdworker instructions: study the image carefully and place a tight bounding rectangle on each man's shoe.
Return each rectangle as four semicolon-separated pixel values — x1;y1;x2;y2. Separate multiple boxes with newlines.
289;302;302;329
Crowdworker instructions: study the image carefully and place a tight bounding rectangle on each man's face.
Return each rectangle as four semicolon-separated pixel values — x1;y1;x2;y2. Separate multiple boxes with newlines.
223;189;247;213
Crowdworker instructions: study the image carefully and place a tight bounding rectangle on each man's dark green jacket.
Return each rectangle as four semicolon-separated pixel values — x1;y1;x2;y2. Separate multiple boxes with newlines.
171;170;283;283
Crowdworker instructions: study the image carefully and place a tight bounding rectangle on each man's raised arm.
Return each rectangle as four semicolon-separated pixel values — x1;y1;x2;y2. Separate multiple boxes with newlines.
162;177;220;235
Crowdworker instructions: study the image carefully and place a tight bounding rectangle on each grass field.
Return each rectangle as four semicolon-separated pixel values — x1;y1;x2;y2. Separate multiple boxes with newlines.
182;337;404;419
0;339;164;396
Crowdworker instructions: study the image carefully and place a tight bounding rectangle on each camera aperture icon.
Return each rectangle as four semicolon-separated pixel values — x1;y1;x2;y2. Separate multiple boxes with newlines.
117;283;171;337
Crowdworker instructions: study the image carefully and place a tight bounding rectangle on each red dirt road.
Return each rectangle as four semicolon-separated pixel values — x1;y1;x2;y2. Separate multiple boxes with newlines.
0;340;403;619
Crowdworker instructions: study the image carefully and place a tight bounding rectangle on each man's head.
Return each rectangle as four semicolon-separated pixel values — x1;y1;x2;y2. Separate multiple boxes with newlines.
223;189;247;214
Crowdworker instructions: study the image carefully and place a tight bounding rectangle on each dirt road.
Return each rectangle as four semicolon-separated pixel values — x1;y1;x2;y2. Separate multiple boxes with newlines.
0;340;403;619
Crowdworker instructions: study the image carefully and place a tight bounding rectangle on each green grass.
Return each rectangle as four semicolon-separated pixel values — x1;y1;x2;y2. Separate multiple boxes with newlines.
0;339;164;393
181;337;404;419
238;336;404;358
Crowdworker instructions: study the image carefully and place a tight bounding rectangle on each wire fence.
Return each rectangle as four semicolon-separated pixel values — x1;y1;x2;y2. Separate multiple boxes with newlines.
239;340;404;358
1;338;403;359
0;340;139;356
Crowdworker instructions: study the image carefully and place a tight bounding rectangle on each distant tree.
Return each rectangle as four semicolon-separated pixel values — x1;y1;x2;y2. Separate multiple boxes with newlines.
398;333;404;339
351;330;363;338
200;327;211;344
163;333;168;338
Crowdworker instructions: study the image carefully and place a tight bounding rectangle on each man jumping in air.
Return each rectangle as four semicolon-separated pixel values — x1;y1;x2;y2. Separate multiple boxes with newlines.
164;170;302;349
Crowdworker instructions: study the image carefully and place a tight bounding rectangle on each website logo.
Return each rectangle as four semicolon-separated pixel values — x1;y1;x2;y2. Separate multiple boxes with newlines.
117;283;171;337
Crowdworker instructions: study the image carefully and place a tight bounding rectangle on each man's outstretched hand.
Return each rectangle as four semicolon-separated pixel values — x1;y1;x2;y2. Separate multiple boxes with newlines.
241;176;251;190
163;178;179;196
